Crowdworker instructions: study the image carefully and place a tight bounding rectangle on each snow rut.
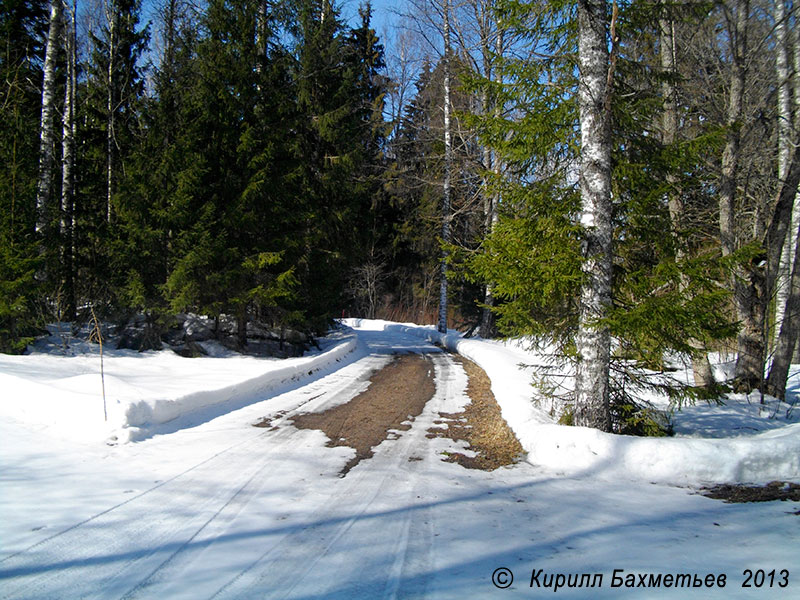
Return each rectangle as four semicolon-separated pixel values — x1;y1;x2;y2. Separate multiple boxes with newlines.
208;353;461;600
0;426;293;599
0;354;390;600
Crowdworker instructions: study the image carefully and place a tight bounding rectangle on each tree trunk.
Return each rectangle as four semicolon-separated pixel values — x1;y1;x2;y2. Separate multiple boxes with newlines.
574;0;614;431
236;309;248;350
480;26;503;339
766;220;800;400
61;0;77;320
106;1;117;224
718;0;748;259
792;5;800;365
35;0;63;236
773;0;794;347
479;83;494;337
731;133;800;393
438;0;452;334
659;8;714;387
256;0;267;87
716;0;769;388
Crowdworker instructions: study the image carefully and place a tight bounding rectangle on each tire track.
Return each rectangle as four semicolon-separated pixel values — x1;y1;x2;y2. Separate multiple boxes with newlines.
0;426;295;600
0;354;394;600
208;353;460;600
0;429;264;566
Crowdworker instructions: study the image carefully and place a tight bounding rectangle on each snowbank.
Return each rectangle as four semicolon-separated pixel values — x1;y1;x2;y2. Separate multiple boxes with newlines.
0;331;358;443
370;320;800;485
3;318;798;484
117;334;358;441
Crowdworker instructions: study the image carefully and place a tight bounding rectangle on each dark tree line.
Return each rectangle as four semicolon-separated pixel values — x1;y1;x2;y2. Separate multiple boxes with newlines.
2;0;393;349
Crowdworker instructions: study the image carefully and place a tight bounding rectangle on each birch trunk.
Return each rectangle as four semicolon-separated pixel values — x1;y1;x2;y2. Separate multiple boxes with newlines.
106;1;117;224
732;103;800;395
659;10;714;387
35;0;63;235
574;0;613;431
480;10;496;338
61;0;77;319
764;127;800;395
767;220;800;400
774;0;795;347
793;8;800;364
256;1;267;86
730;138;800;392
438;0;452;334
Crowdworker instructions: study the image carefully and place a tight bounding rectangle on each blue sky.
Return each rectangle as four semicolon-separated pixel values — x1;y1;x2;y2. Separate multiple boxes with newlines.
340;0;398;38
138;0;401;50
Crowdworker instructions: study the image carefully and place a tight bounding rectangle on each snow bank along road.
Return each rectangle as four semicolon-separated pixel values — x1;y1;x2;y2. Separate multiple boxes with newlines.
1;324;798;599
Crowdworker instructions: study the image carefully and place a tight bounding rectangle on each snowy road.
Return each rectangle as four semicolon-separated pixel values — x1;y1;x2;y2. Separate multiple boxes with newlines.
1;325;798;599
1;328;460;599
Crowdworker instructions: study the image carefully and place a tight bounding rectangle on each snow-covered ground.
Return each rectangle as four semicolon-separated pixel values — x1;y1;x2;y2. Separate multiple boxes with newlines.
380;320;800;485
1;320;798;598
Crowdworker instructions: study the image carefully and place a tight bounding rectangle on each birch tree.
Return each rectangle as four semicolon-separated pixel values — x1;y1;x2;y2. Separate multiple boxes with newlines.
774;0;799;354
35;0;63;236
708;0;800;391
767;221;800;399
88;0;147;226
438;0;453;333
456;0;505;338
61;0;78;319
573;0;615;431
104;0;117;224
767;11;800;397
479;25;503;339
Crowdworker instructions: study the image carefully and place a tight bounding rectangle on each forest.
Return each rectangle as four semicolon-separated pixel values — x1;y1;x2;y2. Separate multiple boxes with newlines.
1;0;799;433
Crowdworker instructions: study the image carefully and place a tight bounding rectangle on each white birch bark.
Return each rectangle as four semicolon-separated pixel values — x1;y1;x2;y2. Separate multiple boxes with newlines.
767;219;800;399
480;23;504;339
35;0;63;235
774;0;794;347
61;0;77;317
438;0;453;334
106;1;116;224
767;14;800;394
479;12;497;337
574;0;613;431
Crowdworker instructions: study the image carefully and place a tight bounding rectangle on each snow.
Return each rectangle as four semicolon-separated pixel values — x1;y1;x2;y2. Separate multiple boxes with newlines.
1;328;359;444
378;319;800;485
1;319;798;598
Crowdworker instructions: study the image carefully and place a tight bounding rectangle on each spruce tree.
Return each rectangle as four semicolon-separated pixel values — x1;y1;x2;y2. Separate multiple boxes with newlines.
114;0;199;321
0;0;48;351
290;0;388;327
164;0;302;342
